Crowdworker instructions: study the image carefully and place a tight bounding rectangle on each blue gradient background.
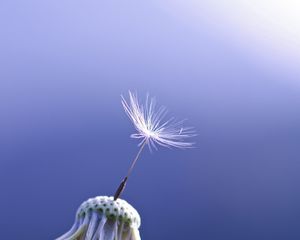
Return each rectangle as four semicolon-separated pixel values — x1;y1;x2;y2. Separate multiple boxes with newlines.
1;1;300;239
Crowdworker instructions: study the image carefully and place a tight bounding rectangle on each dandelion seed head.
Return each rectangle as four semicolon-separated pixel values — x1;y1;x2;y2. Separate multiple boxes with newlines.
56;196;141;240
122;91;195;149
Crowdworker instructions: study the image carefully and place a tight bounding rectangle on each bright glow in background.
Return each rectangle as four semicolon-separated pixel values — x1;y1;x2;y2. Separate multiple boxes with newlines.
157;0;300;77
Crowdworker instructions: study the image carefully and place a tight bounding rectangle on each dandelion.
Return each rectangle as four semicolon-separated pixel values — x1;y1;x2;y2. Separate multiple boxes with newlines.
114;91;195;200
56;196;141;240
56;91;195;240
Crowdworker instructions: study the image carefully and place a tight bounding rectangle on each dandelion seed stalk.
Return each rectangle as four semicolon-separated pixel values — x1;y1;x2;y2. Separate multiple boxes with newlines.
114;139;147;200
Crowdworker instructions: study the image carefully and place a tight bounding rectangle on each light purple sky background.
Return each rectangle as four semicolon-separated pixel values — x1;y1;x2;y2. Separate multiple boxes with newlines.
0;1;300;239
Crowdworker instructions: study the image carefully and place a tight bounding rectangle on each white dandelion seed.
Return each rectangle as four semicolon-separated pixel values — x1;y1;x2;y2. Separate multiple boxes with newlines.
114;91;195;200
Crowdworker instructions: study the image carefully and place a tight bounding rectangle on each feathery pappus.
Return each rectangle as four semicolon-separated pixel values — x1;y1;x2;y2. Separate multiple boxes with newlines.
121;91;195;150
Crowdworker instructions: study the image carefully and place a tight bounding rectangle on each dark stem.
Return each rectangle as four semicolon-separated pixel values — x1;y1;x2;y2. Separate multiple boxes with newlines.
114;139;147;200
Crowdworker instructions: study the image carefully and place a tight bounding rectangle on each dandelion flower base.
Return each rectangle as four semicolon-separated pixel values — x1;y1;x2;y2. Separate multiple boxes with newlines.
56;196;141;240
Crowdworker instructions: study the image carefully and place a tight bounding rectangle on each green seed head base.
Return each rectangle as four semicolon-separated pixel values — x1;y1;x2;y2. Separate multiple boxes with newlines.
56;196;141;240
